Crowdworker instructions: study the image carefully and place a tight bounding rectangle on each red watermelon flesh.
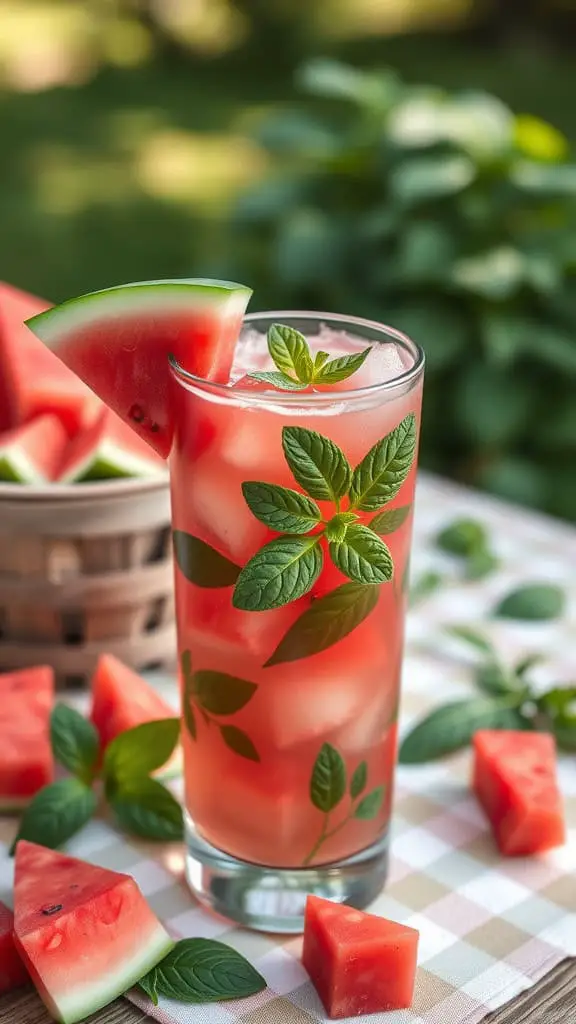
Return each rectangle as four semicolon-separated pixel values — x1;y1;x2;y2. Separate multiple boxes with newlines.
0;667;54;810
25;279;253;458
302;895;419;1018
0;282;100;437
0;902;29;994
473;730;565;856
90;654;181;777
13;841;174;1024
58;407;166;483
0;414;69;483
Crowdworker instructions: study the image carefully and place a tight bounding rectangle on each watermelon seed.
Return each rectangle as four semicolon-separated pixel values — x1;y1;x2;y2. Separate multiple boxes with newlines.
41;905;63;915
129;404;145;424
150;422;160;433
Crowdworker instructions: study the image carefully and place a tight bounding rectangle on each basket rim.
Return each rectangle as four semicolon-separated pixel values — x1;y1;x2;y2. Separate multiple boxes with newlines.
0;473;169;504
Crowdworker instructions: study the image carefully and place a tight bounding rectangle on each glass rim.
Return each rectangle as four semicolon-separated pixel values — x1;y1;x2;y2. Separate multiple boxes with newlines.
169;309;425;406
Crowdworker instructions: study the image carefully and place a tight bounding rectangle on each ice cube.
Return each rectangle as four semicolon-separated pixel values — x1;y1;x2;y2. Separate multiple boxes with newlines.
185;455;269;563
267;668;374;751
230;328;270;380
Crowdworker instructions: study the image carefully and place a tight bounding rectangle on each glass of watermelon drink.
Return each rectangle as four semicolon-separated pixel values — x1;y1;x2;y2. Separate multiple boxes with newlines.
170;311;424;932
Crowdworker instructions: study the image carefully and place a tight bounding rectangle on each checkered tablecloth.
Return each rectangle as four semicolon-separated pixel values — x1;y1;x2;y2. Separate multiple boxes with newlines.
1;475;574;1024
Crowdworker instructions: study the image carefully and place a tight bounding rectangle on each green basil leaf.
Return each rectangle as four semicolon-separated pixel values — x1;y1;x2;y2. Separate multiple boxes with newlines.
50;704;99;782
282;426;352;502
111;777;183;841
436;518;488;557
11;779;97;855
173;531;241;588
349;414;416;510
538;685;576;715
220;725;260;762
181;651;197;741
265;582;379;667
242;482;321;534
103;719;180;783
330;524;393;585
140;938;266;1004
537;685;576;749
354;786;385;820
248;371;308;391
192;671;257;715
138;973;159;1006
314;350;330;372
350;761;367;799
268;323;314;383
369;504;412;535
552;724;576;752
313;347;372;385
514;653;544;679
399;697;526;764
324;511;357;543
409;569;443;605
310;743;346;812
465;548;499;580
475;662;521;696
494;583;566;621
233;535;323;611
444;625;495;656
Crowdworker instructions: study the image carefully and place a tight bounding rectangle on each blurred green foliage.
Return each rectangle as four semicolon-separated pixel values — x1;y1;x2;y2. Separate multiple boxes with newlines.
216;60;576;521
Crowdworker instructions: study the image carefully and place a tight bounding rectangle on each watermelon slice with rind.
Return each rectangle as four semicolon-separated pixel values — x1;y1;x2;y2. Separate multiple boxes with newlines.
13;841;174;1024
58;407;166;483
26;279;252;458
0;414;68;484
0;281;100;437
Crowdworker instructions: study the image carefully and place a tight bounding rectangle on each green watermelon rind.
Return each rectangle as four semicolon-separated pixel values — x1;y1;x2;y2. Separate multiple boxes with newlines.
25;279;253;345
0;449;47;485
38;922;174;1024
58;439;168;484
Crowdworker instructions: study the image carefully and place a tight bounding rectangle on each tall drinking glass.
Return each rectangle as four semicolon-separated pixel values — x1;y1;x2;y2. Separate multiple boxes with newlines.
170;311;424;932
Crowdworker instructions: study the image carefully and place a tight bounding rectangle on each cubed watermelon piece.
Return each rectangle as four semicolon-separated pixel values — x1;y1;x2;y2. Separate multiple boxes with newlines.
13;841;174;1024
302;895;419;1018
0;901;28;994
58;407;166;483
473;730;565;856
0;414;68;483
0;667;54;810
90;654;181;777
0;281;100;436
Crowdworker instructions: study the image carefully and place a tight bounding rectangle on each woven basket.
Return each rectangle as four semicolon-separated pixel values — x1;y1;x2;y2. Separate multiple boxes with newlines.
0;476;175;689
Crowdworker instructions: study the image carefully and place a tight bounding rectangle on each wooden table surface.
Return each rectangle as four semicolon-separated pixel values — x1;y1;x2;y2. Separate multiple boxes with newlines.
1;958;575;1023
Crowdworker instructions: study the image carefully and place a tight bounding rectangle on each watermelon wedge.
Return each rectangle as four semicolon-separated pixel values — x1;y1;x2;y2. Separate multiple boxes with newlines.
13;841;174;1024
303;896;419;1018
90;654;181;777
473;729;565;856
25;279;252;458
0;281;100;437
0;667;54;810
0;414;69;484
58;407;166;483
0;901;29;994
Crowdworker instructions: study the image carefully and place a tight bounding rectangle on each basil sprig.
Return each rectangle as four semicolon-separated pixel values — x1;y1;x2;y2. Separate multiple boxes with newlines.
11;704;183;854
248;322;371;391
399;627;575;762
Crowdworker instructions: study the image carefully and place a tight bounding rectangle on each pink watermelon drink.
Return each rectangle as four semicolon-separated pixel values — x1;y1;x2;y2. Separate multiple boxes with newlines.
26;285;424;931
171;312;424;877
